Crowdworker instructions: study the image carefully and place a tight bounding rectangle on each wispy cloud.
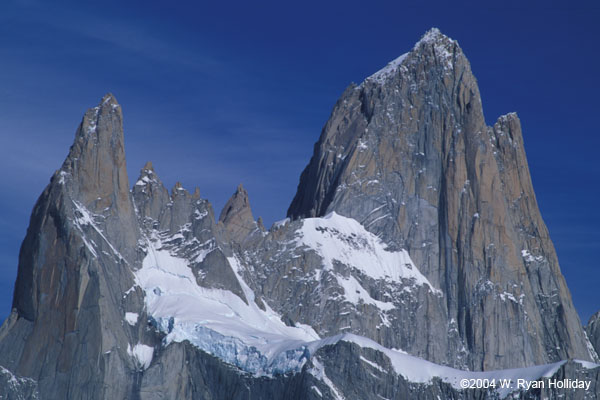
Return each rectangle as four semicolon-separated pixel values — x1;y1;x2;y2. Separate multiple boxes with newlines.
3;1;224;75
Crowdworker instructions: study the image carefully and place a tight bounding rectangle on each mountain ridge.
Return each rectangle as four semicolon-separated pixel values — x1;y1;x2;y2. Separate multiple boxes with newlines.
0;28;598;400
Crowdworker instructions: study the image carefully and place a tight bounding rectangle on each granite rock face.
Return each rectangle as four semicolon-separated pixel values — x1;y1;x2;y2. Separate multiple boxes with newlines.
0;30;598;400
218;184;263;244
0;94;151;399
287;28;595;370
588;311;600;357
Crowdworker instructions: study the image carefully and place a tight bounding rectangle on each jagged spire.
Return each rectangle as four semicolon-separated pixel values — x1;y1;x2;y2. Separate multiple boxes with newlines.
58;93;129;212
219;184;257;243
142;160;154;171
414;27;451;47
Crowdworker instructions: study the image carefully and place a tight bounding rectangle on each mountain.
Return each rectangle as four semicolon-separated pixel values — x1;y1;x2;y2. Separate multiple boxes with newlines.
287;27;594;371
0;29;598;400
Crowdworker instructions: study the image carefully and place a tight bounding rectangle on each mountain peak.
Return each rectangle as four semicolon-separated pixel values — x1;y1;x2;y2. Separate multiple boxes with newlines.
219;184;257;243
412;27;459;57
2;33;599;399
101;92;119;106
415;27;450;46
57;94;129;214
142;161;155;172
287;29;593;370
362;28;460;87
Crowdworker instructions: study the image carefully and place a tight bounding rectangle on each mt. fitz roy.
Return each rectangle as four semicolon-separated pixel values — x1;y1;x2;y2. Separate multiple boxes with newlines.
0;28;599;400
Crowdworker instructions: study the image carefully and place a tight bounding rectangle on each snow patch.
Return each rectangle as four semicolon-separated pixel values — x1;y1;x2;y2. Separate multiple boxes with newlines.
194;209;208;220
335;275;394;311
71;201;126;262
583;331;600;362
296;212;439;295
573;359;600;370
308;358;345;400
521;249;545;263
363;53;408;85
311;385;323;397
127;343;154;370
273;218;290;230
125;312;139;326
418;29;454;69
498;292;518;303
360;356;386;373
0;365;37;388
357;139;368;150
58;170;68;185
315;333;566;399
135;173;158;187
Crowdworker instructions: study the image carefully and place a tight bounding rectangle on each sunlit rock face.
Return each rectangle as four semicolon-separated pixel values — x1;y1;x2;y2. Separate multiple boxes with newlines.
0;30;597;400
287;27;594;370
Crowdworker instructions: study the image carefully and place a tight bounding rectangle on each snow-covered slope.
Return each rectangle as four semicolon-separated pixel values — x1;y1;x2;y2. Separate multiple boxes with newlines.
2;74;599;398
134;231;320;375
306;334;586;399
134;211;443;375
297;212;439;293
132;212;600;399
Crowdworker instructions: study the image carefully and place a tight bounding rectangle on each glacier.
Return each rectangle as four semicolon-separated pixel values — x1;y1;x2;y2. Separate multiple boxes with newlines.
130;211;599;398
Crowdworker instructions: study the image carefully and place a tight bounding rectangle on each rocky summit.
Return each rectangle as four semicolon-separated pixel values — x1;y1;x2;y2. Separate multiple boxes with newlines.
0;29;598;400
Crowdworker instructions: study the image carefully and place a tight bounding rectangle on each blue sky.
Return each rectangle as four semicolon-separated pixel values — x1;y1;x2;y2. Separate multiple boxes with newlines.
0;0;598;324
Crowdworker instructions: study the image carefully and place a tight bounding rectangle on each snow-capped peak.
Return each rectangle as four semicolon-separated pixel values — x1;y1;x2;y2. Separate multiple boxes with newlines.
415;27;448;47
363;52;408;85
